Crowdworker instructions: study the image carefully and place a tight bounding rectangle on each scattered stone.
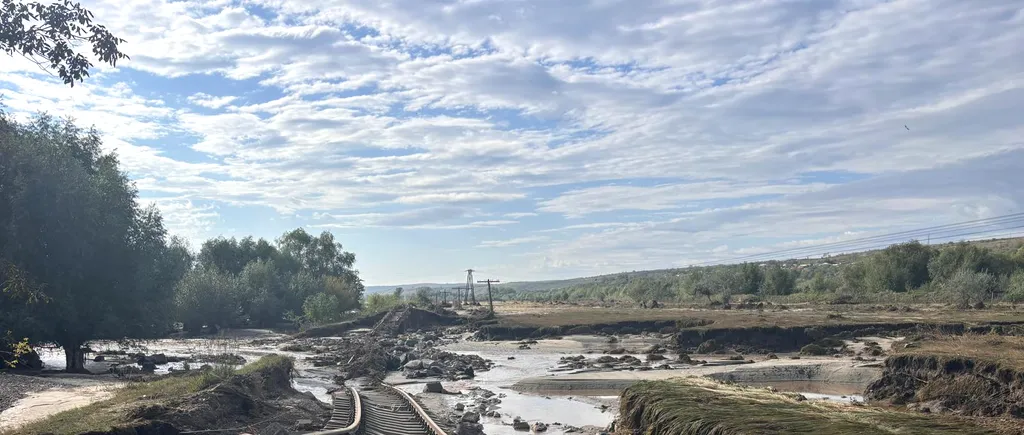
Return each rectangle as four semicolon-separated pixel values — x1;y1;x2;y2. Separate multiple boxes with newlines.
455;403;465;411
532;422;548;432
508;356;515;360
462;412;481;423
457;422;485;435
766;353;778;360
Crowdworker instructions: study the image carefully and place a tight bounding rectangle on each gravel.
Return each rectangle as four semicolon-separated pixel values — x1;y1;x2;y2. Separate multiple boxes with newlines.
0;373;69;414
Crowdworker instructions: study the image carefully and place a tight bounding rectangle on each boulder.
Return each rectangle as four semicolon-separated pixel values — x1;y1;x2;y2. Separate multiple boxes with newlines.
404;359;425;370
150;354;169;365
532;422;549;432
512;417;531;431
455;403;465;411
424;381;444;393
457;422;485;435
462;412;480;423
141;361;157;373
93;355;106;362
605;348;626;355
646;354;666;361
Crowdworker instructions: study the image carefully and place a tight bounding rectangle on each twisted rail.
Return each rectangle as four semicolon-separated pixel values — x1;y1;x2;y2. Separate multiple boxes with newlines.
381;383;448;435
306;386;361;435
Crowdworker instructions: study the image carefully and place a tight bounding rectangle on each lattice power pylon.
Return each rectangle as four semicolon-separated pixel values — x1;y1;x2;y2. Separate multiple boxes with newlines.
465;269;478;305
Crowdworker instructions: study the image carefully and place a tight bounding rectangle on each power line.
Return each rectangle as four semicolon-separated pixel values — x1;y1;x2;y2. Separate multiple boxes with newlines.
690;212;1024;267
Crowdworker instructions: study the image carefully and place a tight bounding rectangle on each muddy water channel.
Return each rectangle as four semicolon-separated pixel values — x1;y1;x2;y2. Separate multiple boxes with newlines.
15;330;884;434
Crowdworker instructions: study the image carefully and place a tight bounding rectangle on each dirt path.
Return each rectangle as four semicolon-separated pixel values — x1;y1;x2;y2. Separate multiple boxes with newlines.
0;384;119;431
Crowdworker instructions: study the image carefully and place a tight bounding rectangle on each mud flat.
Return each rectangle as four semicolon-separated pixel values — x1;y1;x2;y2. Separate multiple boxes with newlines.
618;377;1009;434
512;357;881;397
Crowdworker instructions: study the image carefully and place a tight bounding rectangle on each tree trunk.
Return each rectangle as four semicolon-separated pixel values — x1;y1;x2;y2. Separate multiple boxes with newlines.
63;342;86;373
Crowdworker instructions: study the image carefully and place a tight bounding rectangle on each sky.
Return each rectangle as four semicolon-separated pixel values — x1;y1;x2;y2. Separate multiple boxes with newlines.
1;0;1023;286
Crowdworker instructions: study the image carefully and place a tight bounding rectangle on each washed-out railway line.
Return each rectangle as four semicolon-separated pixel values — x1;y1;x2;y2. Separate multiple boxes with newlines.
307;384;448;435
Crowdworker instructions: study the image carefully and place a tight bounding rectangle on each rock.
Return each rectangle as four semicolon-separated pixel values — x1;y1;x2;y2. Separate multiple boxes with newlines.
455;403;465;411
462;412;481;423
605;347;626;355
677;353;694;364
150;354;168;365
424;381;444;393
294;419;318;431
404;359;425;370
646;354;666;361
93;355;105;362
644;344;666;354
766;353;778;360
596;355;617;363
507;356;515;360
487;410;500;418
512;417;531;431
141;361;157;373
457;422;485;435
696;339;719;353
532;422;548;432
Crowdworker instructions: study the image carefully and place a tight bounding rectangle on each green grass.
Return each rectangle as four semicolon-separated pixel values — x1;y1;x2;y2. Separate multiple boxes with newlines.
4;355;294;435
619;377;1014;434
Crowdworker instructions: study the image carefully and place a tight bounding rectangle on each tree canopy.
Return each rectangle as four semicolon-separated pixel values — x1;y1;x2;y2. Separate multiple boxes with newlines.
1;0;128;86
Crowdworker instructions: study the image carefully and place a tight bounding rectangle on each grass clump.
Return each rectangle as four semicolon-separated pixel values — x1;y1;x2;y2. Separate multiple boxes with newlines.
619;377;1005;434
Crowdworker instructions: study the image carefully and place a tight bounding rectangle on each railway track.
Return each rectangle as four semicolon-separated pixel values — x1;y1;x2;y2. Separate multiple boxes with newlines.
307;384;448;435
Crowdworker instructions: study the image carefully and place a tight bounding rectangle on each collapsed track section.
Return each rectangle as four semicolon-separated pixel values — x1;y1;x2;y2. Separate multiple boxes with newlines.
307;384;447;435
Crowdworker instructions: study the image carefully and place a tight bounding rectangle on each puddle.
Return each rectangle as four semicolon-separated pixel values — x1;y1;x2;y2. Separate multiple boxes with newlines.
433;346;618;432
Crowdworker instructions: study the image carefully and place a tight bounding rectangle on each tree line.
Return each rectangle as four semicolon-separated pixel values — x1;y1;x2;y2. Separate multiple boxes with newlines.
495;240;1024;307
0;114;365;370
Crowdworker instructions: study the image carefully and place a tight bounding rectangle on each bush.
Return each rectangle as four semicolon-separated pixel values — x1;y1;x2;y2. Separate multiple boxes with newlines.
939;269;997;309
364;293;402;314
1003;272;1024;306
302;293;341;325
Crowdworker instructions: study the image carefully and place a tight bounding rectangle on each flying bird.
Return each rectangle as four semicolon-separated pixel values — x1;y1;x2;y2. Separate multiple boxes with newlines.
905;125;910;130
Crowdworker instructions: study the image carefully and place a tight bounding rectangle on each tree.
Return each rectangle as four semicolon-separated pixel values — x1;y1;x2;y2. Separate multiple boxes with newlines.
928;242;1010;282
1;0;129;86
0;114;179;370
323;275;361;312
302;293;341;325
866;241;933;292
393;287;404;300
364;293;401;313
414;287;432;306
738;263;764;294
237;259;284;327
761;265;797;296
174;267;239;335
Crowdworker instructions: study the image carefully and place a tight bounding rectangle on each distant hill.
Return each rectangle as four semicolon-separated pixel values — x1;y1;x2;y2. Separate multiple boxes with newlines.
492;236;1024;294
363;236;1024;297
364;283;461;294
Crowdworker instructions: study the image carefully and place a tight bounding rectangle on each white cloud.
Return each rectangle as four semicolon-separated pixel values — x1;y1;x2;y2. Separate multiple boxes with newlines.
188;92;237;109
478;236;549;248
3;0;1023;283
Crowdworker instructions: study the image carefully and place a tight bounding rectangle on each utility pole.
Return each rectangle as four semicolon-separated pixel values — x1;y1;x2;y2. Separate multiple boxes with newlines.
477;279;500;315
465;269;478;305
451;286;465;309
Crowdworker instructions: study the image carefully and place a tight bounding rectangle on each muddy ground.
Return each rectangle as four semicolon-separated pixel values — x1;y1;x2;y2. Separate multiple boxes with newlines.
4;302;1024;434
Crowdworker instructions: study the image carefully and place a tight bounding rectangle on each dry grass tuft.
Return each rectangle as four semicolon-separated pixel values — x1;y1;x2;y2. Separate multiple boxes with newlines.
619;377;1012;434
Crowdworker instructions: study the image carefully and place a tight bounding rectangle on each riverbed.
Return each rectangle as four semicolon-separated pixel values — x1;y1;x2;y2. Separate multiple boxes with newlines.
5;330;885;433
